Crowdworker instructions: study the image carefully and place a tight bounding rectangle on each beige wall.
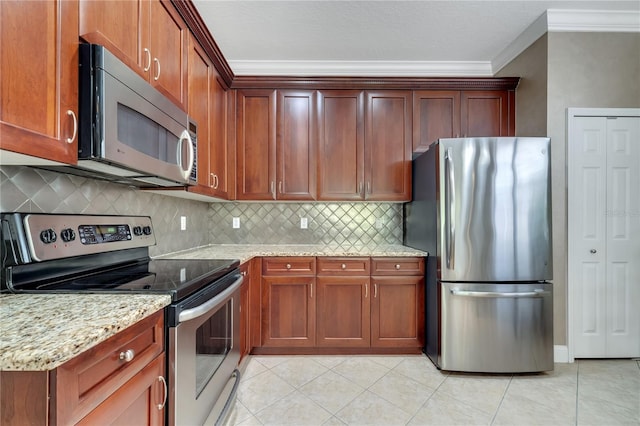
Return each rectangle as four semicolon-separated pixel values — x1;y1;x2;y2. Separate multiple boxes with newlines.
499;31;640;346
546;31;640;346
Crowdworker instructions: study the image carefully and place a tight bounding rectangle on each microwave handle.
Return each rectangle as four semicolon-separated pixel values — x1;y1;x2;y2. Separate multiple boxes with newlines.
177;129;195;180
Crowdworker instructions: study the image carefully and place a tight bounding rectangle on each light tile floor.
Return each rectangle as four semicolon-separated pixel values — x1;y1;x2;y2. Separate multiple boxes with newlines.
224;355;640;426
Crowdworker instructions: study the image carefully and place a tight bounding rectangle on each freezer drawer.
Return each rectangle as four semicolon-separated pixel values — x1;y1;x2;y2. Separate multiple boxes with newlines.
440;282;553;373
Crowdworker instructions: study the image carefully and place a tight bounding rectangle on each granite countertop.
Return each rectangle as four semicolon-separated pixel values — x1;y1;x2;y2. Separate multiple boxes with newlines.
159;244;428;264
0;294;171;371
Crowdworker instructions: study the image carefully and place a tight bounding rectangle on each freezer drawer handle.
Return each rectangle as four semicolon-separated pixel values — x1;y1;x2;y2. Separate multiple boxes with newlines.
450;289;549;298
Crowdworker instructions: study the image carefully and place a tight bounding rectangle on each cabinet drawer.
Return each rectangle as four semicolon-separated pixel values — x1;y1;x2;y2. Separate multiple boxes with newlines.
54;310;164;425
371;257;425;275
262;257;316;275
317;257;370;276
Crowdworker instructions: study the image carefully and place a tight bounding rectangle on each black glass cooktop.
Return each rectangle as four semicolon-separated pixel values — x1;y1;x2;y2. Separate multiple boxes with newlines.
13;258;240;302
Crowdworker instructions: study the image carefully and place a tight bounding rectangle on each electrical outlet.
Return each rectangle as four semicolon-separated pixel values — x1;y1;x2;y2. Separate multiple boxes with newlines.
232;217;240;229
180;216;187;231
300;217;308;229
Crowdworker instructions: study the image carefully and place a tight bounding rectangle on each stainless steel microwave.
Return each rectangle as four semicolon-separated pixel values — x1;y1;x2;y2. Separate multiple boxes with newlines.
76;43;196;186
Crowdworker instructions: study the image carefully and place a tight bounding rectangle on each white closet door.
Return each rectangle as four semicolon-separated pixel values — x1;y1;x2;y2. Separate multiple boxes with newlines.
605;117;640;356
570;116;608;357
569;113;640;358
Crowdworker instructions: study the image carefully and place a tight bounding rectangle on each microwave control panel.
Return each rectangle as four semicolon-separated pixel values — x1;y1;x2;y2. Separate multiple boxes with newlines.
22;214;156;262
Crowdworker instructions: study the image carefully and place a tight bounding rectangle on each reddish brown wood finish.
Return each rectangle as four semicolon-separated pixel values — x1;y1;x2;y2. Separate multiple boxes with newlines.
372;257;425;276
236;89;277;200
316;276;371;347
261;275;316;347
0;0;78;164
79;0;188;110
262;256;316;275
461;90;511;138
0;371;49;426
371;275;425;348
76;354;166;426
249;258;263;348
317;90;365;200
365;91;412;201
276;90;317;200
317;257;371;276
240;261;252;360
413;90;461;152
208;72;232;199
54;311;164;425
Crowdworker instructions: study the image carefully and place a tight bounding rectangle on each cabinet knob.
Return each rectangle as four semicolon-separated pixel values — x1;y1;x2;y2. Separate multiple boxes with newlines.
341;263;347;270
119;349;135;362
395;264;401;270
286;263;292;270
590;249;597;254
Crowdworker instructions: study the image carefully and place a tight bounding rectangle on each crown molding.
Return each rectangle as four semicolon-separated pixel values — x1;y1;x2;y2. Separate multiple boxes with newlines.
492;9;640;74
229;60;493;77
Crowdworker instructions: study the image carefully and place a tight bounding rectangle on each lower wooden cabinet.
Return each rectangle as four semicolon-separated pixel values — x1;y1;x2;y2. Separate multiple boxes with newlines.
0;310;166;426
258;256;425;353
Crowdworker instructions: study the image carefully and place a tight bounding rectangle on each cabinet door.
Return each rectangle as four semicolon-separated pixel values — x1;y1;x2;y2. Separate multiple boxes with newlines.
316;277;371;347
79;0;147;77
1;0;79;164
365;91;412;201
317;90;365;200
371;276;424;348
148;0;188;109
76;355;166;426
261;276;316;347
236;89;277;200
460;91;513;138
187;36;212;189
240;263;251;360
412;91;460;153
209;72;231;199
276;90;316;200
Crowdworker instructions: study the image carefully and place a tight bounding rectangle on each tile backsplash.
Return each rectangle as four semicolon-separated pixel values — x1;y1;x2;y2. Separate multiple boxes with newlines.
1;166;404;254
207;202;402;246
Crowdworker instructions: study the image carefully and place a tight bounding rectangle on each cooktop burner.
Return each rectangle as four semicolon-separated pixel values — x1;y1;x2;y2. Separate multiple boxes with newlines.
14;258;240;302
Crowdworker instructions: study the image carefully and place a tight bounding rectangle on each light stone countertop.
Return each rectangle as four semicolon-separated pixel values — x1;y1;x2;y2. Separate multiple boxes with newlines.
0;294;171;371
159;244;429;264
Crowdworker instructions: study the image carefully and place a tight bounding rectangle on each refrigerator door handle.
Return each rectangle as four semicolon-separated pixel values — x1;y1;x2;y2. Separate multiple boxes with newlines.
450;289;549;298
445;148;455;269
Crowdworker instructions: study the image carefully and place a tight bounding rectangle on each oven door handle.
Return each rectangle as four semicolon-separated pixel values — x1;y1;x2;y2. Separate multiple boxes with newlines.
178;274;243;323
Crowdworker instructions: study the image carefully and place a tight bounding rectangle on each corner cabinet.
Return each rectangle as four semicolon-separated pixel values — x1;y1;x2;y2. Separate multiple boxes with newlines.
0;0;79;164
79;0;188;109
0;311;166;426
317;90;412;201
413;89;515;153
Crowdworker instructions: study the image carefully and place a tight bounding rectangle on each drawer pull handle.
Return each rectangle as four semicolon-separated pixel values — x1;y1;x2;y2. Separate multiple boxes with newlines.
286;263;292;270
395;264;401;270
341;263;347;270
119;349;135;362
157;376;168;410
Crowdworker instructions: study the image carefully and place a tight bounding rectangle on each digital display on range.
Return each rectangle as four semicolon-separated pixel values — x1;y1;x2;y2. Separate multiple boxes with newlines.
79;224;132;245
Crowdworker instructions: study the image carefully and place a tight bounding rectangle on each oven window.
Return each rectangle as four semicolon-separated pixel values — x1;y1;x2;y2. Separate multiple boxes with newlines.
195;299;232;397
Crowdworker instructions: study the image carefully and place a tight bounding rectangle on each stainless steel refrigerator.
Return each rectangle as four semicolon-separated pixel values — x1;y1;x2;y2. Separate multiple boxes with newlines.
404;137;553;373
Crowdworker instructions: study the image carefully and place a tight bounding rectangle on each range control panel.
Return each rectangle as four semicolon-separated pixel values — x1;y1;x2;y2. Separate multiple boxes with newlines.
22;214;156;262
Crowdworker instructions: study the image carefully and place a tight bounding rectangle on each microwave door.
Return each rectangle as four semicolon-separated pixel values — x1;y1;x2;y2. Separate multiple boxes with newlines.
95;62;193;185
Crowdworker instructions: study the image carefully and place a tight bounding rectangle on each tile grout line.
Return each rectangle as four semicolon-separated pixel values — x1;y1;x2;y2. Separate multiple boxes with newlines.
575;360;581;426
489;374;514;425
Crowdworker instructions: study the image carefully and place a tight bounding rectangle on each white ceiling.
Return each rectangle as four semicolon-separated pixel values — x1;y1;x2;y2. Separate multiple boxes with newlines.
192;0;640;77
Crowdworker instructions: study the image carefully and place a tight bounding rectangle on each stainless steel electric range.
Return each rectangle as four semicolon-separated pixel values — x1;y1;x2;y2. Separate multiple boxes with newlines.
0;213;243;426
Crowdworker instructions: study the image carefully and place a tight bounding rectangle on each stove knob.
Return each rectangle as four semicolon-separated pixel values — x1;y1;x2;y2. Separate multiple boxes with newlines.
133;226;143;236
40;229;57;244
60;228;76;242
142;226;152;235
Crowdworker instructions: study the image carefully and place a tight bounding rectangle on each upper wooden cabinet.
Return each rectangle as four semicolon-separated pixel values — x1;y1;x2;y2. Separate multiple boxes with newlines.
185;35;232;200
236;89;315;200
0;0;79;164
276;90;317;200
79;0;188;110
317;90;365;201
365;91;412;201
236;89;277;200
413;90;515;153
317;90;411;201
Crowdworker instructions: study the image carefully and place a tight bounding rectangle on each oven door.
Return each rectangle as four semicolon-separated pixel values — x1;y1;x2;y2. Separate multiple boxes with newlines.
168;273;242;426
